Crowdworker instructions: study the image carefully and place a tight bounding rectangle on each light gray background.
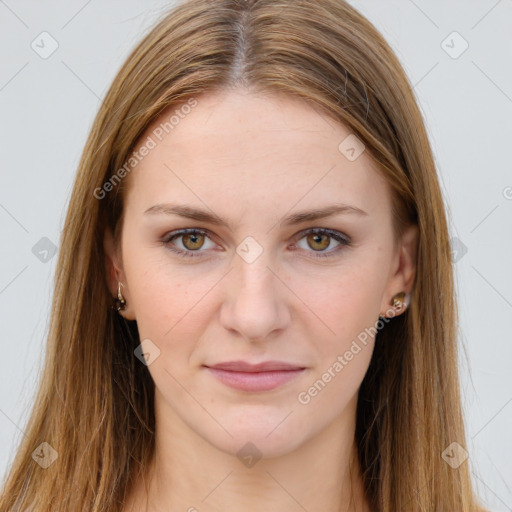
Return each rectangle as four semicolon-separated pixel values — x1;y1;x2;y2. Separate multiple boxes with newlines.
1;1;511;510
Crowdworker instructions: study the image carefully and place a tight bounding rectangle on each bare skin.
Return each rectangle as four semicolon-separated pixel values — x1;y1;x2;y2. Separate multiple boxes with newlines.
104;87;418;512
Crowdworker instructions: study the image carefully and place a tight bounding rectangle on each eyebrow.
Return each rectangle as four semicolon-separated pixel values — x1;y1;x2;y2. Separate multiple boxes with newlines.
144;202;368;229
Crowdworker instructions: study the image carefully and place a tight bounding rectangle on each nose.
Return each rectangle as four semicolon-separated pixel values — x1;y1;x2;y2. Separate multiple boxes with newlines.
219;250;292;343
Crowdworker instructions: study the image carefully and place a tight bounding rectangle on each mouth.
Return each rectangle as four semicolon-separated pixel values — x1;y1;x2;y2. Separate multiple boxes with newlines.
203;360;307;392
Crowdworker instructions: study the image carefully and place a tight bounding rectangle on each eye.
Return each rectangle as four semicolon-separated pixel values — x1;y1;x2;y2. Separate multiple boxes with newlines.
293;228;351;258
162;229;217;258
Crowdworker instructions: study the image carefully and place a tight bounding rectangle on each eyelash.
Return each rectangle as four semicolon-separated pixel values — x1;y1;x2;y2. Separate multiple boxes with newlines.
161;228;351;259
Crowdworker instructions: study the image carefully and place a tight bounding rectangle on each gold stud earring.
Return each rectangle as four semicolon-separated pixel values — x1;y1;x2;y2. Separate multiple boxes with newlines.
112;281;126;312
379;291;409;319
391;291;406;312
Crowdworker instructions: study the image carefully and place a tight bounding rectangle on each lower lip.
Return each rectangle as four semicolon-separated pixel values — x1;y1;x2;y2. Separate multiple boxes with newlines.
205;367;306;392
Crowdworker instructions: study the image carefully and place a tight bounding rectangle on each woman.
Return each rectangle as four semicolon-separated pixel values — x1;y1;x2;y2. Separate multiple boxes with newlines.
0;0;489;510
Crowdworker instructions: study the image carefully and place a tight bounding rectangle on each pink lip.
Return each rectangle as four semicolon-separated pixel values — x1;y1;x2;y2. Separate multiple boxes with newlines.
204;360;306;392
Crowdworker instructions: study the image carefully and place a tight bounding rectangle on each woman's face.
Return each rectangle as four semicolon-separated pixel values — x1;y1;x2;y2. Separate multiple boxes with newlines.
105;88;417;457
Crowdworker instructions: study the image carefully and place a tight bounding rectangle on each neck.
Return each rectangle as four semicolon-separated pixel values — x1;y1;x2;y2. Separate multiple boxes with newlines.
124;392;370;512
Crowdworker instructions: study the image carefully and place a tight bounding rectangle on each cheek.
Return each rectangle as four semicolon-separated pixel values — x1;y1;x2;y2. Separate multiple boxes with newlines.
291;260;385;348
292;268;380;416
123;250;216;356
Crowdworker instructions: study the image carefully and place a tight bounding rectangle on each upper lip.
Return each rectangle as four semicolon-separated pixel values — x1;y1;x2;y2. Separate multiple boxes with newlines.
206;360;305;372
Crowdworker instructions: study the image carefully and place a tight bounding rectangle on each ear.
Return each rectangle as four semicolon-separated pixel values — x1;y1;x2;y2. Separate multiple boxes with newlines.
103;226;136;321
379;223;419;318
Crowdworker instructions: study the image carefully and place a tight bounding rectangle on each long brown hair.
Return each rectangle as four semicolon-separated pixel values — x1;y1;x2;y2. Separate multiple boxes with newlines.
0;0;488;510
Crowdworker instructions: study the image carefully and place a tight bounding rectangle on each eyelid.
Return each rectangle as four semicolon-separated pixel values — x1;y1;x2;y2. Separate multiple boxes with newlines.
293;227;351;244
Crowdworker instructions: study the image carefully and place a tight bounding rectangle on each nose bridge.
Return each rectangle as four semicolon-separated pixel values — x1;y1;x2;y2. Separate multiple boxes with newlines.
220;238;290;341
234;234;277;289
236;249;275;294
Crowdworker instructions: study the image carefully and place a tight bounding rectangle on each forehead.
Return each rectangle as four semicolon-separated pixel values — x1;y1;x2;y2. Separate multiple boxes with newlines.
125;89;390;219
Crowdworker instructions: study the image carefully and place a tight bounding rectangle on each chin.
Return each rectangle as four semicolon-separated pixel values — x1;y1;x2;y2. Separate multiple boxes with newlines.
200;409;310;461
214;433;305;462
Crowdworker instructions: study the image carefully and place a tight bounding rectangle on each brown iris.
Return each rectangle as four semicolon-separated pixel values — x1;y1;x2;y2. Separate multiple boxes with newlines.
182;232;205;250
306;233;330;251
